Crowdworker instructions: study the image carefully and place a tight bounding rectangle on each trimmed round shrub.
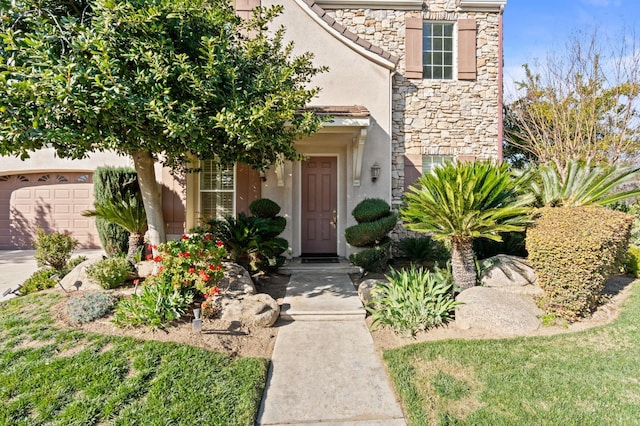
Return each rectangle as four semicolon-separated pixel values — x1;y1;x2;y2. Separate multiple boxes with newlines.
349;238;392;272
262;216;287;239
66;292;117;325
352;198;391;223
249;198;281;218
34;228;78;272
623;246;640;277
86;256;134;289
345;213;398;247
21;268;59;295
527;206;633;321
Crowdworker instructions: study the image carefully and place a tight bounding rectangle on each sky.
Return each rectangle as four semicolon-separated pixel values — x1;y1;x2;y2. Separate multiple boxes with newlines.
503;0;640;99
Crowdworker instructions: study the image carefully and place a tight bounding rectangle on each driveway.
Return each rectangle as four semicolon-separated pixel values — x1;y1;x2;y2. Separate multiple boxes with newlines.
0;249;104;302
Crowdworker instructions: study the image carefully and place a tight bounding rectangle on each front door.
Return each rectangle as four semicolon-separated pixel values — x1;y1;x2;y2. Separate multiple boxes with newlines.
301;157;337;255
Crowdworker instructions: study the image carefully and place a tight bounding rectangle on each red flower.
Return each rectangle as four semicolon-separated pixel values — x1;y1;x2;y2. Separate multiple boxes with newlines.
216;240;224;248
216;265;222;271
183;280;189;285
188;267;196;274
178;252;191;258
181;234;190;240
153;255;163;263
212;287;220;295
208;264;216;271
203;274;210;281
204;234;212;241
199;251;204;257
158;266;164;272
133;278;140;285
146;254;153;260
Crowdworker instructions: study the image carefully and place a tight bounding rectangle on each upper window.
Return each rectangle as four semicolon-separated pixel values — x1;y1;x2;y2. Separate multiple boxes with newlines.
200;159;235;221
422;22;454;80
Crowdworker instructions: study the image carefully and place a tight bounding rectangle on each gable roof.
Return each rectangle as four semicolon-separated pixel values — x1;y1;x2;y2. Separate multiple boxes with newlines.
295;0;399;69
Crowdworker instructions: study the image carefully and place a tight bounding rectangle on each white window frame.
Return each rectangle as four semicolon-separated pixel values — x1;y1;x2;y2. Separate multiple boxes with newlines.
422;155;454;174
198;159;236;221
422;21;456;80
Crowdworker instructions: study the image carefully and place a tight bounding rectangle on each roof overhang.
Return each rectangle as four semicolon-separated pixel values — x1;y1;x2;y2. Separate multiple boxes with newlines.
316;0;423;9
459;0;507;12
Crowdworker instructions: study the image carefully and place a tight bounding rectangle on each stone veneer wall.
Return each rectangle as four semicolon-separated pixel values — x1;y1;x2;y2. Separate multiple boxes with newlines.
325;0;502;205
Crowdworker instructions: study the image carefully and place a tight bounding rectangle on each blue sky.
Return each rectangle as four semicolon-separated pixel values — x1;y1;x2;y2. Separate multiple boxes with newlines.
503;0;640;98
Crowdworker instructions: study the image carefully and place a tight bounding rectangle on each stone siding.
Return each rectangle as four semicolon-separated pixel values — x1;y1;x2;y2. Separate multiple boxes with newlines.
326;1;502;208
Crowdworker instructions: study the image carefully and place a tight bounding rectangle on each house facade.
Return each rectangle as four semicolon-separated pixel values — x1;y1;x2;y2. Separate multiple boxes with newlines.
0;0;506;256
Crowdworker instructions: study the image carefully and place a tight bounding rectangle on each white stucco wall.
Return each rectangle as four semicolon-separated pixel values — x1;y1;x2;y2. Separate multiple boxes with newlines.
262;0;394;256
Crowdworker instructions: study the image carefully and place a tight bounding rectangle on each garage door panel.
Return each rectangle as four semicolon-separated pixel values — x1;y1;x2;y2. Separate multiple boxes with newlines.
0;173;100;249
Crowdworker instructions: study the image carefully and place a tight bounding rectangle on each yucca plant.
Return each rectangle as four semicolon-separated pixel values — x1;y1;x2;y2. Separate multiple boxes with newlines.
83;192;147;260
401;161;533;290
532;160;640;207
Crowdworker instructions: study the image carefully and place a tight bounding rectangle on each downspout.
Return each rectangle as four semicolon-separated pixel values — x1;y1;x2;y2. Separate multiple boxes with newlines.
389;70;396;206
497;5;505;161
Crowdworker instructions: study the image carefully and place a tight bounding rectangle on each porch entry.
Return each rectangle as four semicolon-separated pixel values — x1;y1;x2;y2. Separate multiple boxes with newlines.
301;156;337;256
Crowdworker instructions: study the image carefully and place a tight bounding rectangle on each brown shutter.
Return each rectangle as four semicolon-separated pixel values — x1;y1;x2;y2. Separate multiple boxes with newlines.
458;18;477;80
405;16;423;79
404;154;423;191
235;163;261;215
457;155;476;163
235;0;260;20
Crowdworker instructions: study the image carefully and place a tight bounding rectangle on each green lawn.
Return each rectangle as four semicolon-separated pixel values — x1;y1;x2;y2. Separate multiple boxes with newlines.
384;280;640;426
0;292;268;425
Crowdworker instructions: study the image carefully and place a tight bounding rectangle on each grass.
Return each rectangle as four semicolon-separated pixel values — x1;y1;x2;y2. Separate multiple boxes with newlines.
384;280;640;426
0;292;268;425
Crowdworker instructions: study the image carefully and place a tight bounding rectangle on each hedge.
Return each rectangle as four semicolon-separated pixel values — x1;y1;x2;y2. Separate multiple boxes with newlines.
352;198;391;223
345;213;398;247
526;206;633;321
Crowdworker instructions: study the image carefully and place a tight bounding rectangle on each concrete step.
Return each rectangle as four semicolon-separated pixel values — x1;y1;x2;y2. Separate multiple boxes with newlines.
280;307;366;321
279;258;362;275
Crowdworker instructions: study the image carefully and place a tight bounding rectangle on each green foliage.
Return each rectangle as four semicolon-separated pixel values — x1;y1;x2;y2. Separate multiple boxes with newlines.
368;265;459;336
352;198;391;223
532;160;640;207
349;239;392;272
33;228;78;272
66;256;88;271
398;237;435;264
83;191;147;260
249;198;281;218
345;213;398;248
623;246;640;278
65;292;117;325
86;257;134;290
93;167;140;256
207;209;288;274
21;268;58;295
472;231;528;259
400;160;533;290
527;206;633;320
113;275;194;329
0;0;327;245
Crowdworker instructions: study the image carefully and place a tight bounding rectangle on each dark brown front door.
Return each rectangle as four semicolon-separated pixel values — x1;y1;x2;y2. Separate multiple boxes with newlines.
301;157;337;255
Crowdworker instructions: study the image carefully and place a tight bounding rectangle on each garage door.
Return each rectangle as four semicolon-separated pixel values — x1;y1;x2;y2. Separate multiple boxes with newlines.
0;172;100;249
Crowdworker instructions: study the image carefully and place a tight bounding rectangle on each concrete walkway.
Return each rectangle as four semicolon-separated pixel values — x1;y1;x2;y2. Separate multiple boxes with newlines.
257;263;406;425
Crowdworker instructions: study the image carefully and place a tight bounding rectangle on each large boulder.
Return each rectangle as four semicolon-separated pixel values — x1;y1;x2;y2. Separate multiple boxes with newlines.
219;262;256;296
455;287;542;335
220;293;280;327
480;255;542;296
357;278;385;306
134;260;156;278
58;257;104;292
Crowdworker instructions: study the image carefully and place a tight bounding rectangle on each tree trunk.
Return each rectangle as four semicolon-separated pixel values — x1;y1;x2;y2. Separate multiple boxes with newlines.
132;150;166;246
450;237;477;290
127;231;142;261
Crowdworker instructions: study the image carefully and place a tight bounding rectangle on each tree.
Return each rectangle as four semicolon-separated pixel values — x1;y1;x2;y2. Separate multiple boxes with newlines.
504;31;640;172
400;161;533;290
0;0;326;245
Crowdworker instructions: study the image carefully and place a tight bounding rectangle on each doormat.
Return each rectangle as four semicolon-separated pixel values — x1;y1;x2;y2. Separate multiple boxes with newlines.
301;258;339;264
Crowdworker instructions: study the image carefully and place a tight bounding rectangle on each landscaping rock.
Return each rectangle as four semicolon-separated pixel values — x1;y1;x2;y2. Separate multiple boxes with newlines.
59;258;104;292
480;255;538;289
455;287;542;335
134;260;155;278
219;262;256;296
357;278;384;306
220;293;280;327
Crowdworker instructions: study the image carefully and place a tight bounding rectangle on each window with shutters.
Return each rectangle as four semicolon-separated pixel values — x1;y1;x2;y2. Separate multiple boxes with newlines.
423;22;454;80
199;159;235;221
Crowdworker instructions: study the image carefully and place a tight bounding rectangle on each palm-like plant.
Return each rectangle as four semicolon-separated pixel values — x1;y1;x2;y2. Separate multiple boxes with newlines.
532;160;640;207
400;161;533;290
83;192;147;260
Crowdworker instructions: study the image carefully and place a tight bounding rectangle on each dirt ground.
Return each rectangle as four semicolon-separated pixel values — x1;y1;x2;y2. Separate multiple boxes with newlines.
51;272;636;359
52;272;290;359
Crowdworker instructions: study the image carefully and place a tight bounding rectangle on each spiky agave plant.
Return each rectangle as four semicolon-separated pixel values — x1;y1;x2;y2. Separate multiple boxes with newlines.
83;192;147;260
532;160;640;207
401;161;533;290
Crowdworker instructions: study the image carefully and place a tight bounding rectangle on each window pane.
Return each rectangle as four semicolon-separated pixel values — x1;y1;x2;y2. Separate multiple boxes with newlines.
433;67;443;79
424;52;432;65
433;38;442;51
433;24;442;36
433;52;443;66
444;24;453;37
423;66;432;79
444;38;452;51
443;66;453;79
201;192;233;221
444;52;453;66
